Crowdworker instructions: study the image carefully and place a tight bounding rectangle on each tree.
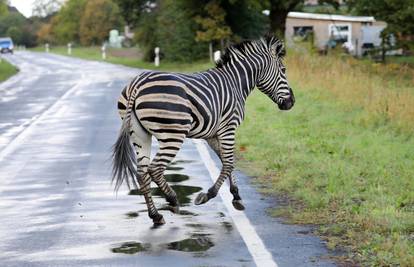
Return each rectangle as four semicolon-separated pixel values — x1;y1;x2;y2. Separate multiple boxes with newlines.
0;8;26;38
52;0;86;44
222;0;268;40
347;0;414;50
113;0;153;28
255;0;339;38
6;26;23;44
37;23;54;44
79;0;123;45
195;0;232;52
32;0;64;17
155;0;208;62
0;0;8;16
266;0;303;38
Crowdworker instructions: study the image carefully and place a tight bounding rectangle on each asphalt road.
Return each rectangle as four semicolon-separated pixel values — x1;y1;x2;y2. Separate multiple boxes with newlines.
0;51;337;267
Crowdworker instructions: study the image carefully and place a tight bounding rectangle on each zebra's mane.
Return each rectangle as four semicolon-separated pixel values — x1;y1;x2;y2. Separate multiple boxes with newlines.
215;35;285;69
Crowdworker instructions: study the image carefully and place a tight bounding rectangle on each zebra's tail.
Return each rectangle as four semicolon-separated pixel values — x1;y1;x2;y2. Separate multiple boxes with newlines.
111;86;140;192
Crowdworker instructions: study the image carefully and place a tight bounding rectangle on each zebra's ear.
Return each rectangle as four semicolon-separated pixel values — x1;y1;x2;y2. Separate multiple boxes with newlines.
273;41;285;58
265;34;285;58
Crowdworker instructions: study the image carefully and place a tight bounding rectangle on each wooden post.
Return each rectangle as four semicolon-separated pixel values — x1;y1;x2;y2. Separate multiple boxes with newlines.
209;42;213;63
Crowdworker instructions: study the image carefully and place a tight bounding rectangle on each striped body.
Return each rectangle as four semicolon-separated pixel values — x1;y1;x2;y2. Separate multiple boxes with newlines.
118;70;246;139
112;35;295;225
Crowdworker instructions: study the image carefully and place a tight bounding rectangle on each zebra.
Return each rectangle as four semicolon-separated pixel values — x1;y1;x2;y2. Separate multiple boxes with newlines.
112;35;295;225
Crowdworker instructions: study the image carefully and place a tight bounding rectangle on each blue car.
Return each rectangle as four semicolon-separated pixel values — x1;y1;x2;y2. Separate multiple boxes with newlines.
0;37;14;54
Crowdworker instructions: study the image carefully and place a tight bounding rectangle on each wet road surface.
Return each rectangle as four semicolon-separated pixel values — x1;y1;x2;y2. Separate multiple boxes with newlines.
0;52;336;267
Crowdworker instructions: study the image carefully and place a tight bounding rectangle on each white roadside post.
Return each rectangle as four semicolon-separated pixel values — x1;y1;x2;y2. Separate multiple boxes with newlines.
154;47;160;67
101;44;106;60
45;43;49;53
67;43;72;55
214;50;221;62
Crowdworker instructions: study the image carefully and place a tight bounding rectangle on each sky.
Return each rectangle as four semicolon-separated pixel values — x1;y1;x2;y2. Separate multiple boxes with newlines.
9;0;36;17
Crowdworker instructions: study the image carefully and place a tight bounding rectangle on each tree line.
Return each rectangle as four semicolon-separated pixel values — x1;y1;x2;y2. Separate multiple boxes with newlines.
1;0;413;61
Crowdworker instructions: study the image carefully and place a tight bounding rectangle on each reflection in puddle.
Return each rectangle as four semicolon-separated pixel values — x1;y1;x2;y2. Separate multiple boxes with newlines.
166;166;184;171
125;212;139;219
171;160;194;165
165;173;189;183
111;234;214;255
129;185;202;205
167;234;214;252
111;241;150;254
221;221;233;233
186;223;205;229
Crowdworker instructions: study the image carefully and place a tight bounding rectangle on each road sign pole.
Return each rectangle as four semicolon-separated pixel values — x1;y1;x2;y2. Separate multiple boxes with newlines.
67;43;72;55
101;45;106;60
154;47;160;67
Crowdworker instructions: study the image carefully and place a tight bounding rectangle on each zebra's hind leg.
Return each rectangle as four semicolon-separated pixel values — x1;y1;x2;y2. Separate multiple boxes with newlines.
130;115;165;225
148;135;185;213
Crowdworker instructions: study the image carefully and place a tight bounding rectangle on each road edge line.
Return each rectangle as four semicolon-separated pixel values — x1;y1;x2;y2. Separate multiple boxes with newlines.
193;139;278;267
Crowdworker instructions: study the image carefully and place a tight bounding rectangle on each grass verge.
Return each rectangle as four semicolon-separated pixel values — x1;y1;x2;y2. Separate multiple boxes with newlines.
0;58;18;82
236;52;414;266
29;46;212;73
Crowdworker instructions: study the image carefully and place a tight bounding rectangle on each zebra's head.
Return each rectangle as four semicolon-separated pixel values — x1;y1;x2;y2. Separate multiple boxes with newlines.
257;36;295;111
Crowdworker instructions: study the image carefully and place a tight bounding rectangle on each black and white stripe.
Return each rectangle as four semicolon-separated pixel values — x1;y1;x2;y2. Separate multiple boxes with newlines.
112;35;295;225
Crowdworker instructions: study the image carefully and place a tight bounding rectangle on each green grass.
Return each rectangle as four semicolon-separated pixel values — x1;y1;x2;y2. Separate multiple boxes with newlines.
0;59;18;82
30;46;213;73
387;56;414;67
236;88;414;266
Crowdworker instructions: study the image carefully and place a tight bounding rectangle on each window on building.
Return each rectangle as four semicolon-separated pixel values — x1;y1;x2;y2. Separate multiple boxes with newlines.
293;26;314;40
329;23;351;44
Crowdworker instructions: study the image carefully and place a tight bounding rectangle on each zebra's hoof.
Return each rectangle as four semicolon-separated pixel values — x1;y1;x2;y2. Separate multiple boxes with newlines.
152;214;165;225
232;200;245;210
194;192;209;205
168;204;180;214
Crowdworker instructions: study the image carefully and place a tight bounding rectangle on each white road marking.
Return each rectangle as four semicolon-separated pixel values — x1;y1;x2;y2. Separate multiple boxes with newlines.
193;139;278;267
0;77;87;162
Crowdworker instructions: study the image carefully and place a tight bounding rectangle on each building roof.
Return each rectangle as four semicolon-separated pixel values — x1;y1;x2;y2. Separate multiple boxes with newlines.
287;12;375;23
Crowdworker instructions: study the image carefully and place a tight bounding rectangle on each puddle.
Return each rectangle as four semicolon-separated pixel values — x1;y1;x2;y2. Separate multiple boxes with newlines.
171;160;194;165
178;210;198;216
125;212;139;219
111;234;214;255
129;185;202;205
166;166;184;171
165;173;189;183
111;241;150;254
167;234;214;252
221;221;233;233
186;223;205;229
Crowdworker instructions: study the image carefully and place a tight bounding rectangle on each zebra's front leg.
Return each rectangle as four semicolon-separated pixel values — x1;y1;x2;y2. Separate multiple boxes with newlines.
148;135;185;213
229;173;245;210
195;133;235;205
200;136;245;210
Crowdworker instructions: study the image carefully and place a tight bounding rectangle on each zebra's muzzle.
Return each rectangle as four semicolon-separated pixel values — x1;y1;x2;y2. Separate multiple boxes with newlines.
278;87;295;110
